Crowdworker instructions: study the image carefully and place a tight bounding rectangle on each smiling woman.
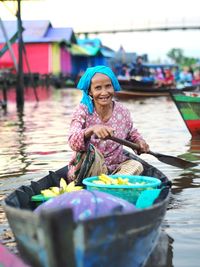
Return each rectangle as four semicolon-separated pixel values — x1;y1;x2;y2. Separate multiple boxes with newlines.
66;65;149;184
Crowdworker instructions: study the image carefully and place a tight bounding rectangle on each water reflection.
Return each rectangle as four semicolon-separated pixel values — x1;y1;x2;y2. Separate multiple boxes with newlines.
172;137;200;194
0;88;200;266
145;230;174;267
16;110;31;175
178;138;200;163
188;138;200;153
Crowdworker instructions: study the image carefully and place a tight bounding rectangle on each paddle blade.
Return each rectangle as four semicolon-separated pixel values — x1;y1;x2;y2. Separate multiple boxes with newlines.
150;152;198;169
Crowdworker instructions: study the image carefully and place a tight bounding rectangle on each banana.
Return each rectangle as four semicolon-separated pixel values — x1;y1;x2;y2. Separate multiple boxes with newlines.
93;174;133;186
41;189;58;197
99;174;112;184
117;177;125;185
65;181;83;192
60;178;68;191
50;187;60;195
40;178;83;198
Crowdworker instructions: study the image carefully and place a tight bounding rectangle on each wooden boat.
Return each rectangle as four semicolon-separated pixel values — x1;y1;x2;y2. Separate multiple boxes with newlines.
170;92;200;137
3;151;171;267
118;78;155;91
117;79;200;98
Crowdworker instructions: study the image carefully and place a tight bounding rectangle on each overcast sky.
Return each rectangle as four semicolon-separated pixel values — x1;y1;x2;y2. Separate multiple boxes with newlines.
1;0;200;61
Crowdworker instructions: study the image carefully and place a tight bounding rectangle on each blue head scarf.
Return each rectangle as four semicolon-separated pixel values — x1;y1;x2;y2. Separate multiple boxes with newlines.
77;65;121;114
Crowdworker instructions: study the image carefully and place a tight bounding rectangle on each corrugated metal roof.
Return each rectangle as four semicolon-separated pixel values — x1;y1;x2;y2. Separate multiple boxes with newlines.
0;20;76;44
23;20;51;39
0;20;51;42
45;27;77;43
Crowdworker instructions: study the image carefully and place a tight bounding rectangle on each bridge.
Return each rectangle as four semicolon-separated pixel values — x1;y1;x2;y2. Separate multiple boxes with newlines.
75;18;200;35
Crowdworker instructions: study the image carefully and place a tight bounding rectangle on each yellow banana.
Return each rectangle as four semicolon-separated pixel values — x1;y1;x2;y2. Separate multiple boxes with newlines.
64;181;83;192
60;178;68;191
99;174;112;184
40;178;83;197
41;189;57;197
49;186;60;195
94;175;133;186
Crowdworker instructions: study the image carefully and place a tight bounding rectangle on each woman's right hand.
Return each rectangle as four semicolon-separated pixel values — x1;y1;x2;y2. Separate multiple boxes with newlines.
85;125;115;140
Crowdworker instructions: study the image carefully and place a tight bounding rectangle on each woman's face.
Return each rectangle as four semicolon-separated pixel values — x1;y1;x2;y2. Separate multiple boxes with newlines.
89;73;114;107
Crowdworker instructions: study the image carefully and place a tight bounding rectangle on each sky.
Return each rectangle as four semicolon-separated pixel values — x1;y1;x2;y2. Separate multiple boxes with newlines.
0;0;200;61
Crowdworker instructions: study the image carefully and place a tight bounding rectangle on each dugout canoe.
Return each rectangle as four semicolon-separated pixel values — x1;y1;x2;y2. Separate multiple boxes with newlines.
3;151;171;267
170;91;200;137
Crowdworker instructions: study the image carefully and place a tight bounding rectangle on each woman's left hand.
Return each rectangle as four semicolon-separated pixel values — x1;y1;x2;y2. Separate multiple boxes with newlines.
136;139;150;154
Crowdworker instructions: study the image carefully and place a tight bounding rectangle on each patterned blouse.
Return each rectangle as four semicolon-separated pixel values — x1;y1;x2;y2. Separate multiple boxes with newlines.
68;101;144;172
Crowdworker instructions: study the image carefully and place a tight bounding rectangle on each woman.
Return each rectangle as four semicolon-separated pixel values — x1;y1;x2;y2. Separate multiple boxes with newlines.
67;65;149;184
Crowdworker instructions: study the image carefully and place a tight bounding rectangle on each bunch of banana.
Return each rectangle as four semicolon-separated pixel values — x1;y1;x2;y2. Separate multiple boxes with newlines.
41;178;83;198
93;174;133;186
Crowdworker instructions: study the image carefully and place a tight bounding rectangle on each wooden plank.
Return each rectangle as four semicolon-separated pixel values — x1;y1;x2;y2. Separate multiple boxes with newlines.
40;207;76;267
4;205;46;267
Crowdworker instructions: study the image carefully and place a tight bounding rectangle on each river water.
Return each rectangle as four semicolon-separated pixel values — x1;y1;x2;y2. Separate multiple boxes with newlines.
0;87;200;267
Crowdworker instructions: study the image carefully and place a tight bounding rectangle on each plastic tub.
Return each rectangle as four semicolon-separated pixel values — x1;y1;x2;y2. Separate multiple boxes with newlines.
82;174;161;204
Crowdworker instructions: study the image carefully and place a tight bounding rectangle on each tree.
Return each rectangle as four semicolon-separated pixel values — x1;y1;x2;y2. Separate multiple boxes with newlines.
167;48;184;65
167;48;198;68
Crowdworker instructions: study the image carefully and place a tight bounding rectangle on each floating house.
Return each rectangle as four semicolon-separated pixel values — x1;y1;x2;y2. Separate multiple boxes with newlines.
0;20;115;77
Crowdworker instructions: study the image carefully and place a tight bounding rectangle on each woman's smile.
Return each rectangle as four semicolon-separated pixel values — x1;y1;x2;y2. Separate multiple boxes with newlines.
90;73;114;107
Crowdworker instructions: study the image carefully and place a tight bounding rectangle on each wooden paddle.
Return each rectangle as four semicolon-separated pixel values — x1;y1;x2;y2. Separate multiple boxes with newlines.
107;136;197;169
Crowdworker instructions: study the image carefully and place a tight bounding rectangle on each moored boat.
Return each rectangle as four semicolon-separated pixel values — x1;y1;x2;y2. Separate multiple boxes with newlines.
170;92;200;137
3;151;171;267
117;79;200;98
118;78;155;91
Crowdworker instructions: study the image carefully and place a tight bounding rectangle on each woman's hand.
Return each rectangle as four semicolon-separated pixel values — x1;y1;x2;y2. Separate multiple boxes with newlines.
136;139;150;154
85;125;114;140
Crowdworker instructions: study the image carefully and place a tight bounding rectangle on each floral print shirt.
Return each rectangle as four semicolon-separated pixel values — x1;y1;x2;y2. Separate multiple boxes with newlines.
68;101;144;172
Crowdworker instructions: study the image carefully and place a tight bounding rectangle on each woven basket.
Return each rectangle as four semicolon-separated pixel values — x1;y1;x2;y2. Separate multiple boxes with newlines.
82;175;161;204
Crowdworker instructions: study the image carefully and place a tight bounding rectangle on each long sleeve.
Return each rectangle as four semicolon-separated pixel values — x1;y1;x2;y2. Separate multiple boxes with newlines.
125;109;144;143
68;104;89;152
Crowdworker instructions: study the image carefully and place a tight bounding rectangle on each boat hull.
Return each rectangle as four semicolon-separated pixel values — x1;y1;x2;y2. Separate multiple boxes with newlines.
3;152;171;267
185;120;200;136
171;92;200;137
117;80;200;98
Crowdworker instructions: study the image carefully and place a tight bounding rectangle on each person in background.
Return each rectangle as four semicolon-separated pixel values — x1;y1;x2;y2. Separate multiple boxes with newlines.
154;68;165;87
173;66;181;84
117;63;130;80
192;69;200;85
129;56;149;77
67;65;149;184
179;66;193;86
163;68;175;87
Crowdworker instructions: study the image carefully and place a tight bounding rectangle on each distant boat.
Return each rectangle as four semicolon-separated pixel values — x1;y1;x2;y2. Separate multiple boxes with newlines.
117;79;200;98
170;91;200;137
